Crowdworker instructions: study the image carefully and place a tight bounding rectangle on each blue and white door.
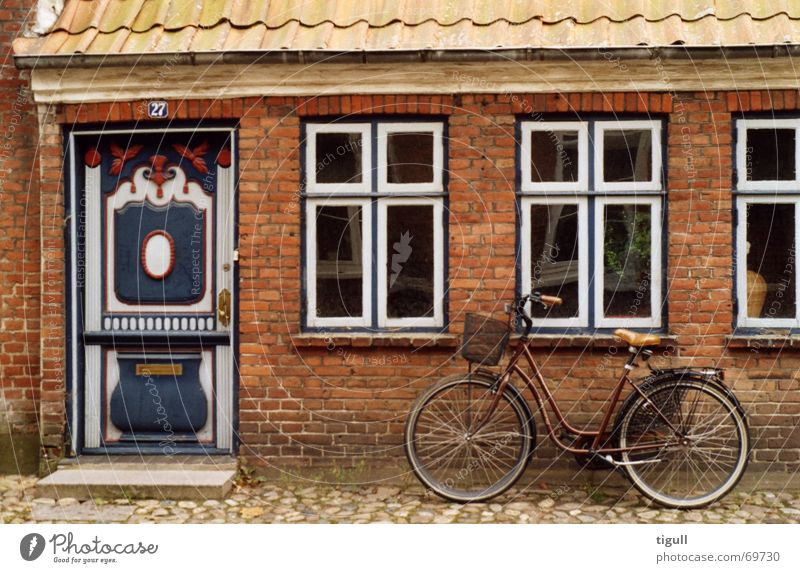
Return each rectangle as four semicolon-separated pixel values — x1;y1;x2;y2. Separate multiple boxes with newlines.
69;128;236;453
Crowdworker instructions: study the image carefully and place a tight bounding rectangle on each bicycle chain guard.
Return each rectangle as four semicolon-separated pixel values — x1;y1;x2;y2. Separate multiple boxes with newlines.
561;432;617;470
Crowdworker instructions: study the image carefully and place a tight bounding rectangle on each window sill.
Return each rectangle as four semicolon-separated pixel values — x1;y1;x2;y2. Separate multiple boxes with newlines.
291;333;676;350
291;333;460;349
510;334;676;349
726;334;800;350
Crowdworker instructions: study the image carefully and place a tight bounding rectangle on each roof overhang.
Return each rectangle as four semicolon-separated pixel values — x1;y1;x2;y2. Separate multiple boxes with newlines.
14;44;800;69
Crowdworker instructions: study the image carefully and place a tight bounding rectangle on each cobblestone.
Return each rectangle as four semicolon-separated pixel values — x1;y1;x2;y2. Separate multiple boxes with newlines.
1;475;799;524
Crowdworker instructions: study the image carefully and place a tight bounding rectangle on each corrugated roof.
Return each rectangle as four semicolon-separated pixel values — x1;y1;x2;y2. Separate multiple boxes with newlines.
14;0;800;58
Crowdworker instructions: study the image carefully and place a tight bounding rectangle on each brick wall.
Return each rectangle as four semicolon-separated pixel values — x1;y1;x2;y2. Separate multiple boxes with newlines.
33;88;800;474
0;0;40;473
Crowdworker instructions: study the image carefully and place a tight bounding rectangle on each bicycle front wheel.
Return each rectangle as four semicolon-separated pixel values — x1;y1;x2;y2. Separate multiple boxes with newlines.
404;374;535;502
617;379;749;509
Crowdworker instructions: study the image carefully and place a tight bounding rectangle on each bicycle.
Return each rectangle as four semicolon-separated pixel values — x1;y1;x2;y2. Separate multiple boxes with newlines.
404;293;750;509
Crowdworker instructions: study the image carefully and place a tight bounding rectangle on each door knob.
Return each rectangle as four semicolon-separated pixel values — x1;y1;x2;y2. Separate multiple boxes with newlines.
218;288;231;327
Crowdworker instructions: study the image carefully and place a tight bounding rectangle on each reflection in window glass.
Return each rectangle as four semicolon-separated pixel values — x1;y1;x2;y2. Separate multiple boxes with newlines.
603;129;652;183
386;205;434;318
387;132;434;183
315;205;362;317
603;204;652;318
530;131;580;183
530;204;579;319
745;129;796;181
746;203;795;319
315;133;363;184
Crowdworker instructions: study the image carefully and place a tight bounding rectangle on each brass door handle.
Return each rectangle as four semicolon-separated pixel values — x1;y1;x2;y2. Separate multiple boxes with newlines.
218;288;231;327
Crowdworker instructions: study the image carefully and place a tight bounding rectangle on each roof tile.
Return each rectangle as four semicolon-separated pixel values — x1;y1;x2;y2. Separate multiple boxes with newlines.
16;0;800;58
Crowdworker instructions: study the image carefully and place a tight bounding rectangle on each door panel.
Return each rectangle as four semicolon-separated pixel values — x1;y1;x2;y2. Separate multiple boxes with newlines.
74;128;236;452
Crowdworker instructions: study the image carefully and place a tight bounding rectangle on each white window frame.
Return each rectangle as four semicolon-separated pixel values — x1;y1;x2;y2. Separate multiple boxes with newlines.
305;123;371;194
520;121;588;192
377;122;444;193
305;198;372;328
594;196;662;328
735;195;800;328
377;197;444;328
735;118;800;191
520;196;589;327
595;120;662;192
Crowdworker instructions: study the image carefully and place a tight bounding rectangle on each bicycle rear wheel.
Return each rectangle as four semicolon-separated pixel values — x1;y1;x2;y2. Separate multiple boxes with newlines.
404;374;535;502
617;379;749;509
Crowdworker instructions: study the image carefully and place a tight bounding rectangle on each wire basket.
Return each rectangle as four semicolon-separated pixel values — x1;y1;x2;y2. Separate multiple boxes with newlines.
626;384;689;436
461;313;510;366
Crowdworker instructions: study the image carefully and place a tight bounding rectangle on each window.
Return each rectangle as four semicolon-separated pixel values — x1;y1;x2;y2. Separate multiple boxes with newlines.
519;119;664;330
735;118;800;327
304;121;445;329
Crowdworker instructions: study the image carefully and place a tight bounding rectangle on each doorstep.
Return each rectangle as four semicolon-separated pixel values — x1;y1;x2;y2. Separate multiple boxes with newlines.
35;455;237;501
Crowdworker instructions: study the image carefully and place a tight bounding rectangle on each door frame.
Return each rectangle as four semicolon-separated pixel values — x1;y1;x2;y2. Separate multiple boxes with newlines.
65;125;239;455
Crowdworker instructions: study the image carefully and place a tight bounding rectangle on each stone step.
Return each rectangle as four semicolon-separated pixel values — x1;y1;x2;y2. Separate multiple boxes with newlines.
36;456;237;500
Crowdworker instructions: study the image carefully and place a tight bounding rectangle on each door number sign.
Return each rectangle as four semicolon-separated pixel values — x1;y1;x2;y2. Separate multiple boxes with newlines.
147;101;169;119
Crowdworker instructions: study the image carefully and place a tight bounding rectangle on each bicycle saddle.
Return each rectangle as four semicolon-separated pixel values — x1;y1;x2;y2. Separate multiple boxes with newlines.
614;328;661;348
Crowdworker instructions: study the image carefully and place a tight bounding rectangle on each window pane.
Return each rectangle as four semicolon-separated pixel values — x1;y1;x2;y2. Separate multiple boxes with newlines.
387;132;434;183
603;129;653;183
745;129;796;181
603;204;653;318
315;205;363;317
745;203;795;319
530;204;580;319
386;205;434;318
315;132;363;184
530;130;580;183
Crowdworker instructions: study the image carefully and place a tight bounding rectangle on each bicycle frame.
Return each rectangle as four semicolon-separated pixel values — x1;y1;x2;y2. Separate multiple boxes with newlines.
474;337;683;457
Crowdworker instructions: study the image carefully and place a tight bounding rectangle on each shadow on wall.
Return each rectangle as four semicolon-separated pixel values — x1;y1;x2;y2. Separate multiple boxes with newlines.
0;404;40;474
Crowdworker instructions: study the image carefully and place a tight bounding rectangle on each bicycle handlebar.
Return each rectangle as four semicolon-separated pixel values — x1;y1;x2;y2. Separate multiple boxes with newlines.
517;293;564;337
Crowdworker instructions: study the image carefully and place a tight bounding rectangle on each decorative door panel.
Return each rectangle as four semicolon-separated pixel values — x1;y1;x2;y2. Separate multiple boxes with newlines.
104;349;214;444
72;128;236;453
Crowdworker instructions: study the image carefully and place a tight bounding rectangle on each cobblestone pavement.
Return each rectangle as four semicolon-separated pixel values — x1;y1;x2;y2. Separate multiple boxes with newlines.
2;475;800;524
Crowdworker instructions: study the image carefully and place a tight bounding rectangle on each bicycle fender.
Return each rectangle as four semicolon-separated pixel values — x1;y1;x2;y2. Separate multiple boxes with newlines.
628;369;747;419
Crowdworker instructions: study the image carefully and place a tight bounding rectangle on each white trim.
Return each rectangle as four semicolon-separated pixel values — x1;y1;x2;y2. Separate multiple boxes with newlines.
377;122;444;193
83;346;101;449
68;133;79;454
377;198;444;328
520;121;588;192
735;118;800;191
305;198;372;327
69;128;235;135
305;123;371;195
735;195;800;328
216;159;234;333
595;120;662;192
215;151;235;451
520;196;589;327
84;163;102;330
215;346;232;450
594;196;662;328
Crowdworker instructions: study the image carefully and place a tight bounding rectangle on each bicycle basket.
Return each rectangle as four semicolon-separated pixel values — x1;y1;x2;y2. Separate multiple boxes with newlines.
461;313;510;366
